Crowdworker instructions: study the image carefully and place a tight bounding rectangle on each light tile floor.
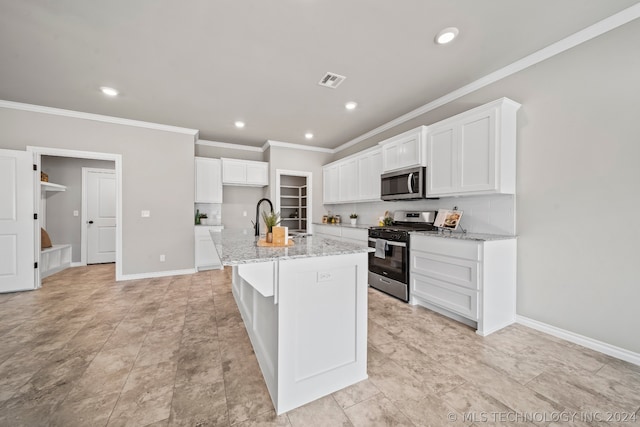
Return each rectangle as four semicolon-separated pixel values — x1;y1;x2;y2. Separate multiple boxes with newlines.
0;265;639;426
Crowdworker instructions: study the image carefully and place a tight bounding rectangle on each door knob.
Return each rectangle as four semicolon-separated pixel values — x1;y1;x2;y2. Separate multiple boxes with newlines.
87;220;94;224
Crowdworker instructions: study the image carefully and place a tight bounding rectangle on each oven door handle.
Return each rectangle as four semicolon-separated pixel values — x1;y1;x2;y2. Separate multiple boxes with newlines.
368;238;407;247
407;173;414;193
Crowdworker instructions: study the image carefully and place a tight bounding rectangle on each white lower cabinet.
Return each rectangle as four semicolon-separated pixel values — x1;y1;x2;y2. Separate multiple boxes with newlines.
313;224;367;243
410;234;516;336
195;226;223;270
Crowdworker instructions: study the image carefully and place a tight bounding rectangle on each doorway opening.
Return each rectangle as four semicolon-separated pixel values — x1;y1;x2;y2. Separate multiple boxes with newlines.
275;169;312;234
28;146;122;288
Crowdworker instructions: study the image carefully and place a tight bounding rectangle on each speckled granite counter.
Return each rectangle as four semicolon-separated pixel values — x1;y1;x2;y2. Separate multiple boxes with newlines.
312;222;375;230
211;228;372;265
410;230;515;241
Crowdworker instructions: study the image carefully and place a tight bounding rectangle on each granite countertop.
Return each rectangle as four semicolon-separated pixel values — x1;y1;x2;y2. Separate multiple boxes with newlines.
410;230;516;241
211;229;373;266
312;222;375;230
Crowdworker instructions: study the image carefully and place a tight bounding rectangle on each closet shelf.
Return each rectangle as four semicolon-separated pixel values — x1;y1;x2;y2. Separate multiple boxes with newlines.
41;182;67;192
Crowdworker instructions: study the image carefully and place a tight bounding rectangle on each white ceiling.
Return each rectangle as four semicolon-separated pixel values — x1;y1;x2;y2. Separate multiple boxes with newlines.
1;1;638;149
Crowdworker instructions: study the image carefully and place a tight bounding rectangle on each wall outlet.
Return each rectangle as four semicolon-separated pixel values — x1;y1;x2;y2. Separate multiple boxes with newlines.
73;210;79;217
160;254;165;262
141;210;151;218
242;211;247;217
318;272;332;282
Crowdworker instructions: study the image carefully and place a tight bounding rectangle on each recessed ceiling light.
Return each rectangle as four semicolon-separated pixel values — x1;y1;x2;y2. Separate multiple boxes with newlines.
100;86;119;97
435;27;459;45
234;121;245;129
345;101;358;110
305;133;314;140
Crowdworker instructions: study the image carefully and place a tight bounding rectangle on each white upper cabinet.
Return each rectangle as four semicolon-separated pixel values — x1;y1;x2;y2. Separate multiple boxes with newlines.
221;158;269;187
380;126;427;173
195;157;223;203
323;164;339;204
357;149;382;201
338;158;358;202
426;98;520;197
323;147;382;205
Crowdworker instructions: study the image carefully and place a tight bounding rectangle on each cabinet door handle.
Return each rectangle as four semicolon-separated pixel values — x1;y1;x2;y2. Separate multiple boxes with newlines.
87;220;94;224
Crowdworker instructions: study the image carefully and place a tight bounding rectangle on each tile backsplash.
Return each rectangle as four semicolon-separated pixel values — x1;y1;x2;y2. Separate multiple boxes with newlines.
323;194;515;235
195;203;222;225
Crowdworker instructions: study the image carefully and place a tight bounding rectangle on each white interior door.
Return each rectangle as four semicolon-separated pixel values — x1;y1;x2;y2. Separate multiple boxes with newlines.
0;149;35;293
86;169;116;264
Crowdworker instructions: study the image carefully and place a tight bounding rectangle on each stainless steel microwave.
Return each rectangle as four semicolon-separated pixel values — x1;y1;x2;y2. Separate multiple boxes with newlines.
381;166;426;201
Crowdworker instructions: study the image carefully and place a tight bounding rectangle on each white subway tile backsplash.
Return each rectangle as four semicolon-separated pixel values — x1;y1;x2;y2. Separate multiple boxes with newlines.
323;194;515;235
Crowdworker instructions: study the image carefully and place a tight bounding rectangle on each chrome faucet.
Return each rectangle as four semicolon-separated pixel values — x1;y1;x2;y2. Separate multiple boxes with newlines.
253;198;274;236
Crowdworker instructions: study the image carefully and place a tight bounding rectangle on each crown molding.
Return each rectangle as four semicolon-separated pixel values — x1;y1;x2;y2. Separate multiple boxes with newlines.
263;140;335;154
196;139;263;152
334;2;640;153
0;100;199;138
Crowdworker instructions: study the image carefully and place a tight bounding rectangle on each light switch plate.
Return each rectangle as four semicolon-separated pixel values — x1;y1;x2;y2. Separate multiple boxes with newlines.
73;210;79;217
141;210;151;218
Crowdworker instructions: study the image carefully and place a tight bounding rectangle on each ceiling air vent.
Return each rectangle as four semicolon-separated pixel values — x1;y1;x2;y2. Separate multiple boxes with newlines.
318;72;346;89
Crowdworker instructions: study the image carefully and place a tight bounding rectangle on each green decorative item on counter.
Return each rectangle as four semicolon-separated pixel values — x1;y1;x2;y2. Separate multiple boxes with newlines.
261;210;281;232
349;213;358;219
195;209;209;225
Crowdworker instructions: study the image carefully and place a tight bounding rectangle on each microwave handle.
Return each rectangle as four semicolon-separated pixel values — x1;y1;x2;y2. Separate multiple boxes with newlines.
407;173;414;193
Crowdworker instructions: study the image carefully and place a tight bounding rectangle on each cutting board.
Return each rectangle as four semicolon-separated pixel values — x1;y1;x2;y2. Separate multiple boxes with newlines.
256;239;295;247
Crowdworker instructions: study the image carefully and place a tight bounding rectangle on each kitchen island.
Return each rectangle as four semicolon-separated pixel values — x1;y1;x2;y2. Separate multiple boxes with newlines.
211;229;372;414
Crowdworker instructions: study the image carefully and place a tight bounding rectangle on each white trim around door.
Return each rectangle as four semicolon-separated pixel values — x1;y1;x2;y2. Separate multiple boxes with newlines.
274;169;312;234
27;146;124;283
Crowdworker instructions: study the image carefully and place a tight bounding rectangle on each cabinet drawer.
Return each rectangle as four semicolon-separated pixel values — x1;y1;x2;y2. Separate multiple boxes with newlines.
411;273;478;320
341;227;367;243
411;251;479;290
314;224;341;237
411;235;480;261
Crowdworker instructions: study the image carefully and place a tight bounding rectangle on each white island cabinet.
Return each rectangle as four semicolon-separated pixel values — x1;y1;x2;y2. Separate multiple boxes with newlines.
213;230;370;414
410;233;516;336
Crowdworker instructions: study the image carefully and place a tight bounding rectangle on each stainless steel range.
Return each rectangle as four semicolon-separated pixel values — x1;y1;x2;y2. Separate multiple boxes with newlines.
368;211;437;302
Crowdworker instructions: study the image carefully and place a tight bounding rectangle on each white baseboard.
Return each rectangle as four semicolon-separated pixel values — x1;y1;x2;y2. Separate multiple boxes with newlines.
70;262;86;268
117;268;197;282
516;315;640;367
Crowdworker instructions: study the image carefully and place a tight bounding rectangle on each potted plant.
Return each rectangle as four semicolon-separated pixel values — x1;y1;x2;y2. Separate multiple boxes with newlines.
198;213;208;225
349;213;358;226
261;210;281;243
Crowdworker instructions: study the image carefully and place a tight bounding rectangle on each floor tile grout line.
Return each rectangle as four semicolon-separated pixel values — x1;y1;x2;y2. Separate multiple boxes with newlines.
211;270;233;427
166;274;197;425
104;278;173;426
1;272;129;410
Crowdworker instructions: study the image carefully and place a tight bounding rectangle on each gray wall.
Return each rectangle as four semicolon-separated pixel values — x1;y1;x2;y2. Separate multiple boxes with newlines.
41;156;115;263
0;108;196;276
332;20;640;353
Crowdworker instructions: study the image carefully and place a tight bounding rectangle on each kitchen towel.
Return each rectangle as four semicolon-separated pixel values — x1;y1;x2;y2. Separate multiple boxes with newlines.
375;239;387;259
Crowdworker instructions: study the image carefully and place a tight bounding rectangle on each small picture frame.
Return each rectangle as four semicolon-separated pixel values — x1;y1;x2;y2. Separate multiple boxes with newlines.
434;209;463;230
